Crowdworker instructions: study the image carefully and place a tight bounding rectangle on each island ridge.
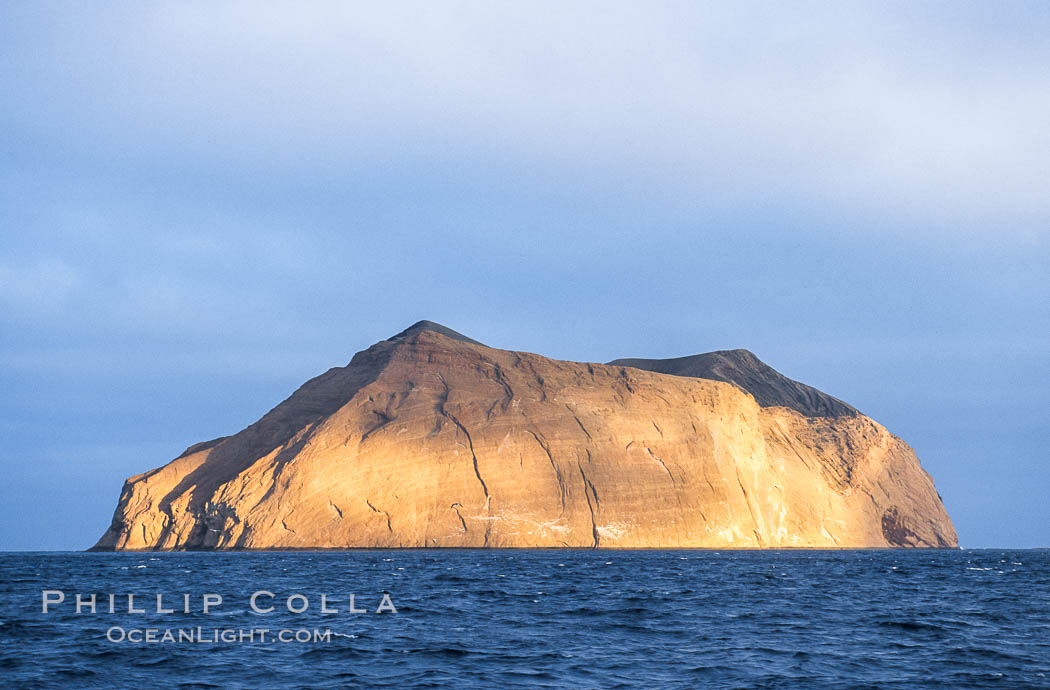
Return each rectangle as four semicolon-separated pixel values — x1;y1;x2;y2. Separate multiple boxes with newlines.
93;321;957;550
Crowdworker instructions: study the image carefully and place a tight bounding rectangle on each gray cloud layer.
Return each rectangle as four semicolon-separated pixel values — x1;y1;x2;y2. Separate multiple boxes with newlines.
1;2;1047;549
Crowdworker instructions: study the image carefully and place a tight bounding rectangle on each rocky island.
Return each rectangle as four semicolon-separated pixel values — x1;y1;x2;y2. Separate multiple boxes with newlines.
93;321;956;550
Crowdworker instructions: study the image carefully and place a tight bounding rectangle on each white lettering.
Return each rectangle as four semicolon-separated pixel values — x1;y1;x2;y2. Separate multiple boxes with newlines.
250;590;275;613
202;593;222;613
76;593;96;614
156;593;174;614
42;590;64;613
128;594;145;614
376;593;397;613
347;594;366;614
286;594;308;613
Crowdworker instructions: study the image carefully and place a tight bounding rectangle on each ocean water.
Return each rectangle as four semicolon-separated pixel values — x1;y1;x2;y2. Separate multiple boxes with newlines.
1;550;1048;688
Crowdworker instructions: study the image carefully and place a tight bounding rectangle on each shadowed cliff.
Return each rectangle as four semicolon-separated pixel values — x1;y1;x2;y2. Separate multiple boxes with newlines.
610;349;858;418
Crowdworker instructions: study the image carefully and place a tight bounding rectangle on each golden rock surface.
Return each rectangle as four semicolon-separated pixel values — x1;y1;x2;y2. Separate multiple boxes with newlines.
93;323;956;550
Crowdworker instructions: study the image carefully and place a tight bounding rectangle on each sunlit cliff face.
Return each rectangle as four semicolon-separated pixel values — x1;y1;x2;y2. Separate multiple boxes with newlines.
93;322;956;550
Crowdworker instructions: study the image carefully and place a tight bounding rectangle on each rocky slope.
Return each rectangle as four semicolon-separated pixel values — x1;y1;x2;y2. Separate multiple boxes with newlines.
93;321;956;550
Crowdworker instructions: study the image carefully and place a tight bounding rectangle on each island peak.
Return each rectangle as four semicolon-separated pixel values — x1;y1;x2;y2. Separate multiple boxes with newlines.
388;320;485;347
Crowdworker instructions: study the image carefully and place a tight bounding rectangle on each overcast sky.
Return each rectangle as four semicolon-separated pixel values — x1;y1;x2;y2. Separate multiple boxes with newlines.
1;2;1047;549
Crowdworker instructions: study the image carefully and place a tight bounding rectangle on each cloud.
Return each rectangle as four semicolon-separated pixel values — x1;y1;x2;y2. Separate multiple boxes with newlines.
1;2;1048;238
0;4;1048;549
1;2;1047;360
0;257;80;315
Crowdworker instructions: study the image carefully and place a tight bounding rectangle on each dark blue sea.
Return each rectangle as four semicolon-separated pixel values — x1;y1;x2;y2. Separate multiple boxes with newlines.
1;550;1048;688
